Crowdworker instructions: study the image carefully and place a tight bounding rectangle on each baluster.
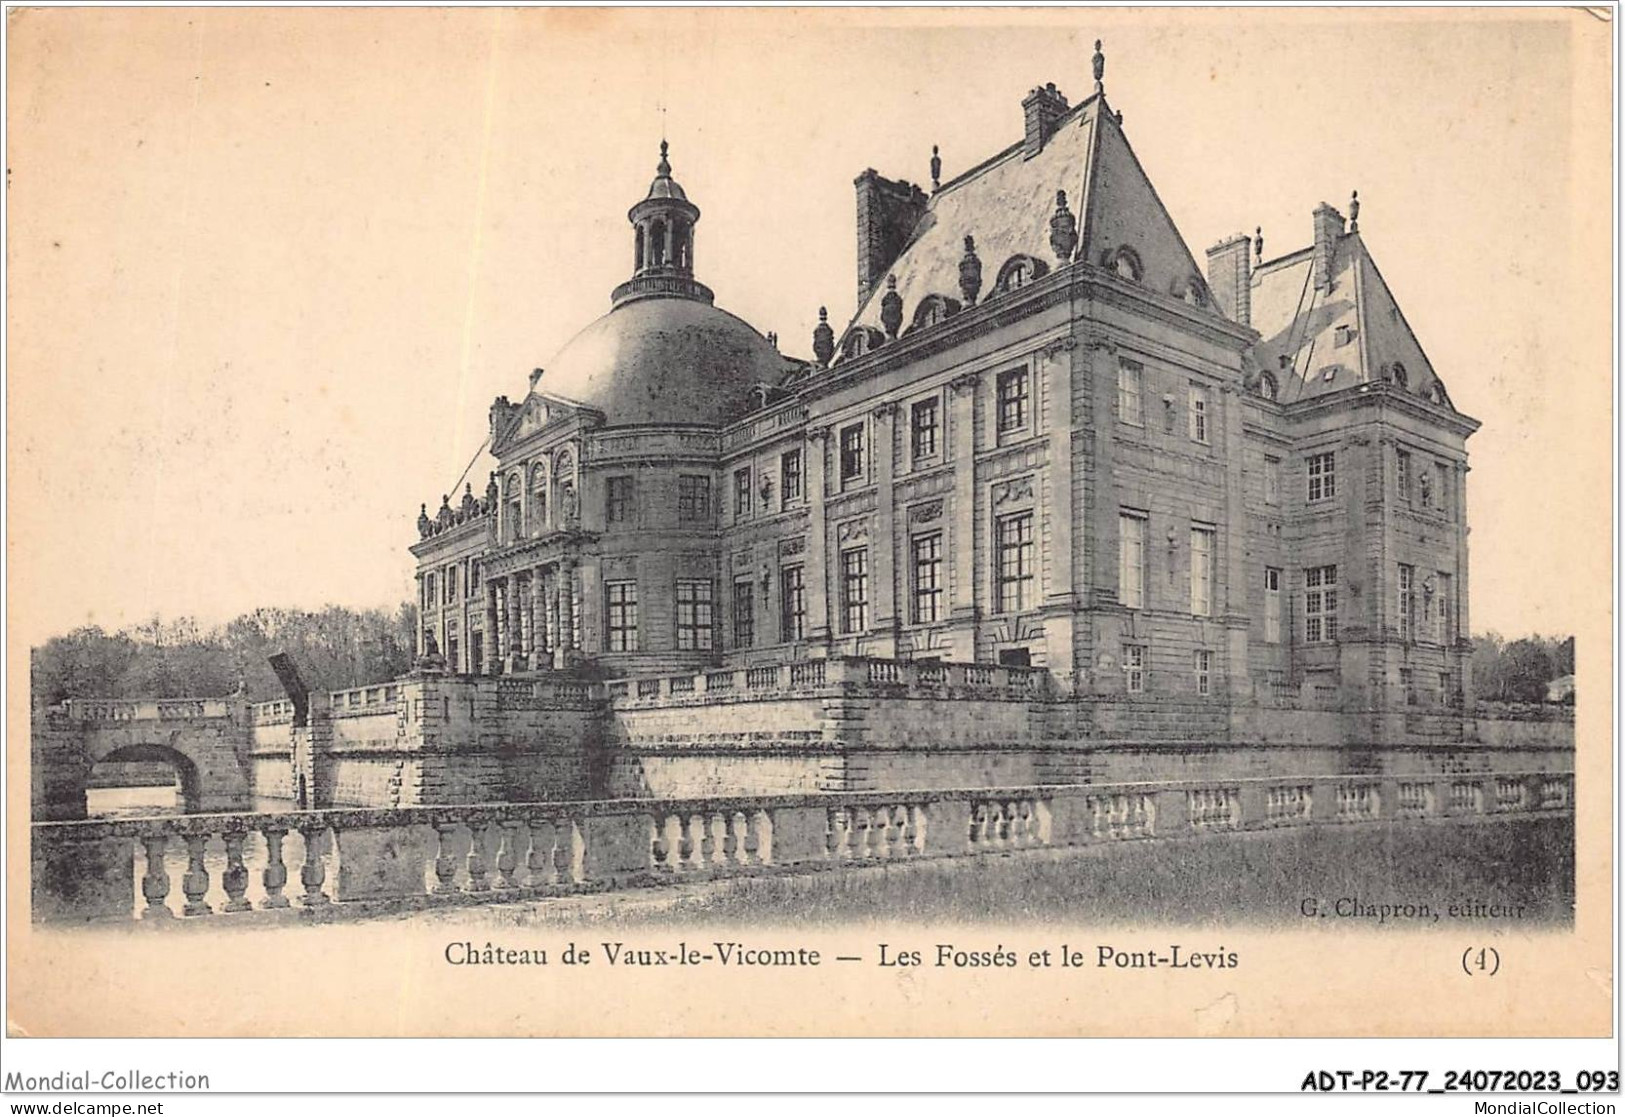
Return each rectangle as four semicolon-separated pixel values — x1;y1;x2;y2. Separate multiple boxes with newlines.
909;804;927;855
873;807;893;859
677;814;696;871
528;819;558;886
432;822;461;893
724;811;745;865
496;821;525;890
221;829;251;912
854;807;873;859
465;822;493;892
178;833;213;916
261;827;290;909
705;813;726;868
649;815;671;872
749;809;770;865
828;809;849;860
894;806;913;856
561;820;584;885
970;803;987;848
297;826;329;906
663;815;685;872
139;834;173;919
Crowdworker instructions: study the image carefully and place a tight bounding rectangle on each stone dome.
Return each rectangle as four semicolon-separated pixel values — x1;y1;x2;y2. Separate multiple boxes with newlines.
540;296;786;427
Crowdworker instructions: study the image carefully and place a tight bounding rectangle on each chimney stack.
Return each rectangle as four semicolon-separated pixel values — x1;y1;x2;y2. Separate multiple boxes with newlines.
1312;202;1346;293
1204;233;1253;326
854;169;929;306
1022;83;1070;158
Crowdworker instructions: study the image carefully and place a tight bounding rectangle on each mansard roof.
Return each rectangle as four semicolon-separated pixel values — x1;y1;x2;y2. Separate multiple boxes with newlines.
841;94;1217;347
1250;231;1461;412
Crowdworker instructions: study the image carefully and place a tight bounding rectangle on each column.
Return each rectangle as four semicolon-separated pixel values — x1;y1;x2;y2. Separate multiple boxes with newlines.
507;574;525;669
539;562;559;669
414;576;425;655
948;372;980;661
1083;334;1120;696
1454;462;1472;712
806;427;831;644
518;571;533;670
559;559;578;654
1042;339;1078;685
544;569;560;661
872;403;898;657
482;581;499;675
1219;379;1249;698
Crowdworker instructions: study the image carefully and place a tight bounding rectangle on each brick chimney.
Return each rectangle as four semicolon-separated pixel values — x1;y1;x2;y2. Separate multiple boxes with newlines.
854;169;929;306
1205;233;1253;326
1312;202;1346;293
1022;83;1069;158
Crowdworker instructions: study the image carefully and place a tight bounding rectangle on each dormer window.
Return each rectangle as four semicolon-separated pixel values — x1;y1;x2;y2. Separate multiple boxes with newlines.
1426;381;1446;406
992;255;1050;298
1257;373;1279;401
906;296;961;336
841;326;885;359
1181;276;1208;308
1107;246;1143;283
1390;362;1409;389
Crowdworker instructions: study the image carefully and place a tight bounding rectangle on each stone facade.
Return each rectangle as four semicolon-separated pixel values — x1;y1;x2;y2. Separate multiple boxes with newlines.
406;67;1482;780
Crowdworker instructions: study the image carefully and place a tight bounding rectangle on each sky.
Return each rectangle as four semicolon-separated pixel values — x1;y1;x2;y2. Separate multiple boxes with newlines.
6;7;1612;650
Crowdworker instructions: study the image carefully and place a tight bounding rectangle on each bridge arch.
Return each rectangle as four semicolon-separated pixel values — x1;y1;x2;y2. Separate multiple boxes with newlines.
32;704;253;821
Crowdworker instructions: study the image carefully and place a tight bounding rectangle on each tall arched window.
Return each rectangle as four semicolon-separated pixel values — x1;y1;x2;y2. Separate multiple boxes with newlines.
649;220;667;267
634;226;645;271
504;472;523;543
530;463;549;535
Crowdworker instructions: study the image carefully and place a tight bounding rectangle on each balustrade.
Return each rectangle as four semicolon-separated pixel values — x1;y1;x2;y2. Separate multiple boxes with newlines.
32;771;1572;926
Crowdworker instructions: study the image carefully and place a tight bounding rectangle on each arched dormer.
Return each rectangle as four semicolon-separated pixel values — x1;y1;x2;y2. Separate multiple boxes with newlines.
1425;379;1451;408
905;294;962;336
503;471;523;543
1255;372;1279;402
991;254;1050;298
1174;274;1209;309
1102;245;1143;283
1388;361;1409;390
840;325;887;360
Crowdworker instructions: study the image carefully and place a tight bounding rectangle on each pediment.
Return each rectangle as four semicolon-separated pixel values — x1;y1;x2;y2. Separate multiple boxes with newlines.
494;391;601;453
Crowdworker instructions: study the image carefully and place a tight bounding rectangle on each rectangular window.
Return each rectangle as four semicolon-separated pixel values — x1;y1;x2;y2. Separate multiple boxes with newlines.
1435;572;1453;643
1434;462;1451;517
1190;525;1215;617
1397;563;1415;641
780;450;802;505
1305;565;1339;643
840;548;869;634
444;566;457;604
1194;650;1212;696
911;397;939;461
996;512;1035;614
604;581;638;652
1123;644;1146;694
1264;567;1282;644
675;579;714;651
997;369;1030;433
732;577;754;648
1396;449;1412;503
734;468;752;517
1188;383;1211;444
423;574;436;610
1117;359;1144;426
1307;451;1337;503
839;424;865;485
780;565;805;642
677;475;711;523
1400;666;1416;706
606;475;634;525
470;561;481;593
1263;455;1281;505
1119;511;1147;609
911;533;943;624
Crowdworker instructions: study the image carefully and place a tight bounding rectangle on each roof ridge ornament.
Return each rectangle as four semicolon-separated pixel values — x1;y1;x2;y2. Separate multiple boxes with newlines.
1349;189;1360;233
813;306;835;367
959;234;983;306
657;138;671;178
1255;226;1264;263
880;275;903;339
931;145;941;193
1093;39;1105;96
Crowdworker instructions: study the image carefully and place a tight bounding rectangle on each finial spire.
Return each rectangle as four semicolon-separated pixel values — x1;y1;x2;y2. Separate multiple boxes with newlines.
656;138;671;177
931;145;941;192
1348;189;1360;232
1093;39;1105;95
1254;226;1264;263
